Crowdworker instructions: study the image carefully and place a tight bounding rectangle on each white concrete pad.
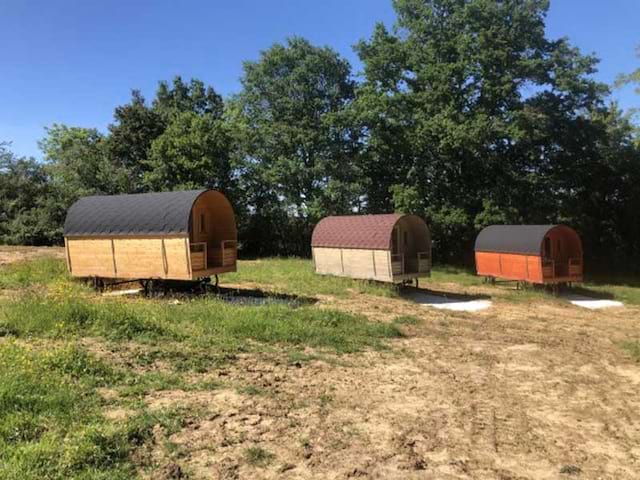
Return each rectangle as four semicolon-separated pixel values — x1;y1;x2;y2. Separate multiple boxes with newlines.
103;288;142;297
565;295;624;310
407;292;492;312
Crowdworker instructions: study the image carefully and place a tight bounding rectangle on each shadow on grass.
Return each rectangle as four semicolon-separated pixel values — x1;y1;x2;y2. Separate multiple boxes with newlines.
586;275;640;289
568;285;616;300
215;286;317;308
402;286;491;302
107;280;318;308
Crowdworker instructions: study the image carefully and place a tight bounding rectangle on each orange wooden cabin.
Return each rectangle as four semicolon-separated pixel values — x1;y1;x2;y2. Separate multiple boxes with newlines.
474;225;583;284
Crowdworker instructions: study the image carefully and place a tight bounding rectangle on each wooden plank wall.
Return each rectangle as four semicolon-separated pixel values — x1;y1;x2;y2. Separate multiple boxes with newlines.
66;237;191;280
312;247;392;282
475;252;542;283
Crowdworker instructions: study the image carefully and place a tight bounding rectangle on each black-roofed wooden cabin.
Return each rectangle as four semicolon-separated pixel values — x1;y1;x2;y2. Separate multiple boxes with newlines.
474;225;583;284
63;189;237;281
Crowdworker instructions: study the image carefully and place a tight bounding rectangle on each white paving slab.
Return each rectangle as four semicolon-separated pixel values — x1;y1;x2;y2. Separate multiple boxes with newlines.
407;292;492;312
102;288;142;297
565;294;624;310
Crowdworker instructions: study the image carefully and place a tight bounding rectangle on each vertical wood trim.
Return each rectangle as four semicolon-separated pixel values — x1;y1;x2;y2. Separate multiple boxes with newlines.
387;251;392;279
161;239;168;277
498;254;503;275
525;254;529;280
311;248;316;270
110;239;117;278
372;250;377;277
64;238;72;274
185;238;192;277
340;249;344;273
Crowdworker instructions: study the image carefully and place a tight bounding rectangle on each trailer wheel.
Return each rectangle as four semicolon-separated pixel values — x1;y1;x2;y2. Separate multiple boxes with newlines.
92;277;105;292
140;279;151;296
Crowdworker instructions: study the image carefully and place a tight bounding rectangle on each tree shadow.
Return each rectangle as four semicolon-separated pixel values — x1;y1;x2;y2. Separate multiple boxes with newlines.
586;274;640;289
214;286;317;307
401;285;491;302
565;285;616;300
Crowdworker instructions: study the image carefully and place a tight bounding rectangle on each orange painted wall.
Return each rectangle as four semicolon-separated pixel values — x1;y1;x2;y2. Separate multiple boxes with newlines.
475;252;543;283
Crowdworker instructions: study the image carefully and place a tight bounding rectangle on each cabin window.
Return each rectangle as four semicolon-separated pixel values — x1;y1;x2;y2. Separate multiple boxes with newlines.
544;237;551;258
557;240;562;256
403;231;408;246
199;213;206;233
392;227;399;254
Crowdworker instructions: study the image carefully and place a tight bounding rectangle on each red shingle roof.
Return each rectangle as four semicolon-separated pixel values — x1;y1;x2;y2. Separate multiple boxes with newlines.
311;214;403;250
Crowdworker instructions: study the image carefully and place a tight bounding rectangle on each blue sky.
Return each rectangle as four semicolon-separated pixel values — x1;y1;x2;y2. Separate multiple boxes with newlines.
1;0;638;159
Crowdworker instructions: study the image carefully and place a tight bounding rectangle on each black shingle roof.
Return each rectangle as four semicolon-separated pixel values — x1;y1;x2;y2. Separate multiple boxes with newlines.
474;225;559;255
64;189;207;237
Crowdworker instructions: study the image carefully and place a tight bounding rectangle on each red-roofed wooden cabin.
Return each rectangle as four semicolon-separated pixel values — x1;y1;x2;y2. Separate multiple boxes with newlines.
311;214;431;283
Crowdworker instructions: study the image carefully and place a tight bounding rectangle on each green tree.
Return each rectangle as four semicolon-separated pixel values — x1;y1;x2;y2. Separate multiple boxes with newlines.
153;76;224;120
0;143;61;244
106;90;165;192
144;111;232;191
142;77;233;193
39;124;125;202
355;0;611;261
231;37;362;255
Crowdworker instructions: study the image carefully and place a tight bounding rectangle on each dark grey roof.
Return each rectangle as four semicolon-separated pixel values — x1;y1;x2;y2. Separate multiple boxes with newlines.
64;189;207;237
474;225;559;255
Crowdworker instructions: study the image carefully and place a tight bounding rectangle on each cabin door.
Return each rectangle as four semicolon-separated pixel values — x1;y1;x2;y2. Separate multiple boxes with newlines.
554;237;569;276
545;234;570;277
392;227;399;254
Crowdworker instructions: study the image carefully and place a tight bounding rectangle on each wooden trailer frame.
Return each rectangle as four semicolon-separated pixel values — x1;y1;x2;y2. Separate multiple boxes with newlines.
311;214;432;284
63;189;237;282
474;224;583;285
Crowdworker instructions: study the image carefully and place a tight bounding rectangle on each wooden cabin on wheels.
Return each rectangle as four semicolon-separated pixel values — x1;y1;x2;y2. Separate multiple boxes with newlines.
63;189;237;288
311;214;431;284
474;225;583;286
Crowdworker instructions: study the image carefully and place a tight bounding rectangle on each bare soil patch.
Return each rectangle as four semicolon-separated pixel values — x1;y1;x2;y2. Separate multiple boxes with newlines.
3;250;639;478
136;289;640;479
0;245;65;265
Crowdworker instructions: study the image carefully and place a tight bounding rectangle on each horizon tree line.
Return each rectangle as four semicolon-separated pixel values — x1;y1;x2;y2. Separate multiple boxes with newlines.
1;0;639;273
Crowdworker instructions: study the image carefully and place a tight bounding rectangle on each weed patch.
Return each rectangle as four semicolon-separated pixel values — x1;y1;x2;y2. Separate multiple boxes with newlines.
621;340;640;362
244;446;274;467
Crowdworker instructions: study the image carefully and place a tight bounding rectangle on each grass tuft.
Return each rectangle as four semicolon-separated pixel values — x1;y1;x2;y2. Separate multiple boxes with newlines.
393;315;421;325
621;340;640;362
244;446;274;467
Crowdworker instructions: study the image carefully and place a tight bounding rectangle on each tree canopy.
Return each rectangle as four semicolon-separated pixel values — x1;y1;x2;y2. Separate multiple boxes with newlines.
1;0;639;272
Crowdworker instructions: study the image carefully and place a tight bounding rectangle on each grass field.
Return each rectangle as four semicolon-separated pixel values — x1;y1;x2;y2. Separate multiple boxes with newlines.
1;250;639;479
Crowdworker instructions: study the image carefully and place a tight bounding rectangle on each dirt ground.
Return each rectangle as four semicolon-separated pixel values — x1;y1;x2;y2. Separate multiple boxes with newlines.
139;295;639;480
0;245;65;265
3;247;640;479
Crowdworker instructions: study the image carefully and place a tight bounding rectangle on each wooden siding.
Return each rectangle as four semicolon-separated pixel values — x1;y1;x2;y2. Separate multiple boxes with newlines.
476;252;542;283
313;247;431;283
67;237;191;280
313;247;394;282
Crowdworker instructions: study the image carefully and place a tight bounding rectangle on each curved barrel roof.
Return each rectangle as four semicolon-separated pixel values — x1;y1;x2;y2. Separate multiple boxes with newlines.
64;189;208;237
312;213;423;250
475;225;565;255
